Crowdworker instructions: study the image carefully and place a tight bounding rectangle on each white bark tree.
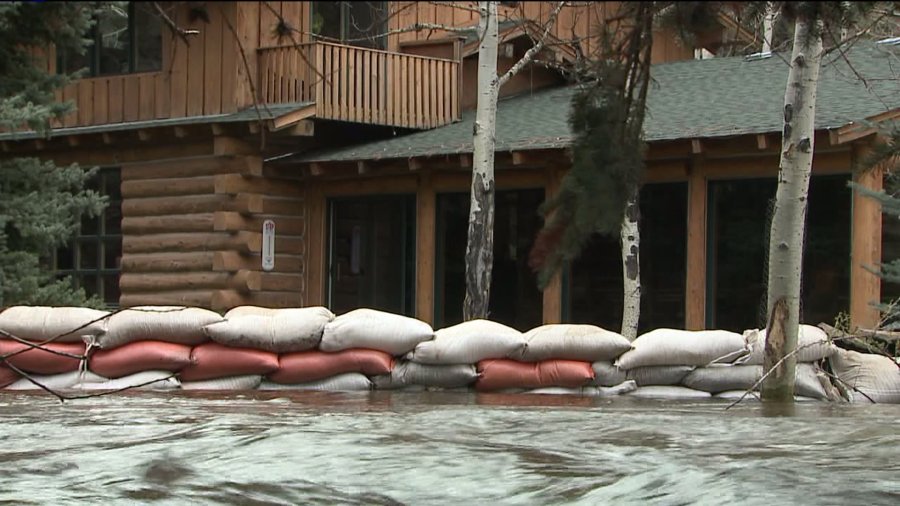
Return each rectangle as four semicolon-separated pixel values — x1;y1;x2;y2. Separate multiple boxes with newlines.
620;192;641;340
463;1;565;320
761;11;824;402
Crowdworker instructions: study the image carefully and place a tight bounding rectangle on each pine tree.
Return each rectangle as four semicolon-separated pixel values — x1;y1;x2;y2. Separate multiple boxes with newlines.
0;2;106;307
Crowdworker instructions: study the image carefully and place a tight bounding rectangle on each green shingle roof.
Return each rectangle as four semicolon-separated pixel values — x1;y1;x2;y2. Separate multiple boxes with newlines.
0;102;312;141
298;41;900;163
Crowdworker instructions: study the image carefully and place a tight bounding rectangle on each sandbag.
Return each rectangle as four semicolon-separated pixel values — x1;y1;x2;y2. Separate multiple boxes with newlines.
268;349;393;384
615;329;747;369
258;373;373;391
625;385;713;399
88;341;193;378
516;324;632;362
4;371;107;390
682;364;763;393
475;359;594;391
372;361;478;389
525;382;637;397
0;340;85;374
179;343;279;381
320;308;434;355
0;306;108;343
829;349;900;403
625;365;695;386
591;361;627;387
93;306;221;349
75;370;180;391
180;375;262;390
224;306;277;318
406;319;526;365
738;325;837;365
795;363;830;400
204;307;334;353
0;366;20;388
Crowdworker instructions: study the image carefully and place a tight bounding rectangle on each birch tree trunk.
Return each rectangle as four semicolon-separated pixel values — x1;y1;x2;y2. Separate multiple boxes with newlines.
761;15;824;403
620;190;641;340
463;1;500;320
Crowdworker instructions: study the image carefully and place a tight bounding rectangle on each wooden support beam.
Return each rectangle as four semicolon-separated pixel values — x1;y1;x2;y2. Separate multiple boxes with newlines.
121;251;215;272
309;162;325;176
274;120;314;137
272;103;316;130
120;272;235;292
409;157;423;171
213;174;305;198
542;166;564;324
248;121;261;134
756;134;768;150
0;141;9;152
685;159;707;330
102;133;114;145
211;123;227;136
213;251;303;273
459;153;471;168
34;139;46;150
358;161;369;175
120;155;261;181
234;270;304;292
137;129;153;142
121;290;214;309
691;138;703;155
173;126;190;138
122;213;215;234
850;142;883;330
213;212;305;235
214;136;256;156
66;136;80;147
305;186;326;306
416;172;435;324
512;151;527;165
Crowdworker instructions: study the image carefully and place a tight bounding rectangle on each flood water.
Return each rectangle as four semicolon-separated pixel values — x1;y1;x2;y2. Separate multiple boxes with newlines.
0;391;897;505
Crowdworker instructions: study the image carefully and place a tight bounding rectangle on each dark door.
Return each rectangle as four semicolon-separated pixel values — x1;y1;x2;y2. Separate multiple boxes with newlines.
327;195;415;316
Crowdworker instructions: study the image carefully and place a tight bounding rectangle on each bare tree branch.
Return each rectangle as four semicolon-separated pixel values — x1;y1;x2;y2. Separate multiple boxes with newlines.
498;1;567;87
152;1;199;45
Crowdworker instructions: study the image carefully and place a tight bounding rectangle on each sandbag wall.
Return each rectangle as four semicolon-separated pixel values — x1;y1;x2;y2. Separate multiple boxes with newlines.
0;305;897;403
118;153;305;311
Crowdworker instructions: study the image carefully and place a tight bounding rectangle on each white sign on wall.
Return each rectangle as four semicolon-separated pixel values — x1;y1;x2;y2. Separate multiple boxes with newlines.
262;219;275;272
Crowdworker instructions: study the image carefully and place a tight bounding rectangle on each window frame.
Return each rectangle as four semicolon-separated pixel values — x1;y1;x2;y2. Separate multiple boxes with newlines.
311;1;388;50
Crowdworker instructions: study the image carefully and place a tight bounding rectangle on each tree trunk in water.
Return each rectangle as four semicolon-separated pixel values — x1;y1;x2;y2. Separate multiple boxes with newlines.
463;1;500;321
762;15;823;403
620;191;641;340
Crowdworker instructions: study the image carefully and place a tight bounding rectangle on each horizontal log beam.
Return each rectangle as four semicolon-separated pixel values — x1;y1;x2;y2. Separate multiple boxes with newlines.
213;251;303;273
122;176;216;199
213;212;305;235
121;251;216;272
120;155;262;181
234;270;304;292
122;194;236;217
235;194;305;216
120;272;236;292
122;213;216;234
123;231;256;254
120;290;215;309
211;289;302;312
213;174;305;198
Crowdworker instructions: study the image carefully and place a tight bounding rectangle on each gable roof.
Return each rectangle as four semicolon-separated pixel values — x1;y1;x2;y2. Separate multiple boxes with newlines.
297;40;900;163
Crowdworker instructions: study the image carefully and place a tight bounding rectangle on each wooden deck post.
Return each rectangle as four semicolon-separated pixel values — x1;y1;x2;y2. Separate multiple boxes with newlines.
306;184;327;307
416;171;436;324
542;165;564;324
850;141;883;330
685;159;708;330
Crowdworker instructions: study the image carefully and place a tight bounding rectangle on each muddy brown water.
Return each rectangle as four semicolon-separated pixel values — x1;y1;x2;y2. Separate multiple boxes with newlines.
0;391;897;505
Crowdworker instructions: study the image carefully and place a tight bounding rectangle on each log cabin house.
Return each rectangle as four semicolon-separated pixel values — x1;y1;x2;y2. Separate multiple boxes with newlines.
1;2;897;334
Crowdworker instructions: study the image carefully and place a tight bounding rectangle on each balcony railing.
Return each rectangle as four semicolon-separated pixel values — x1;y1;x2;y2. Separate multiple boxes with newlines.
258;41;460;129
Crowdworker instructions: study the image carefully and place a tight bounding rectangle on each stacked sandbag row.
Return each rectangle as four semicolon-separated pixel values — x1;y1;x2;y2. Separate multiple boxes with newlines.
612;326;837;401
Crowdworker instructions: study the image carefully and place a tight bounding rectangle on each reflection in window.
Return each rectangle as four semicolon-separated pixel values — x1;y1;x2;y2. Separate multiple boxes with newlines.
567;183;688;333
58;2;162;76
708;175;851;332
311;2;388;49
54;169;122;307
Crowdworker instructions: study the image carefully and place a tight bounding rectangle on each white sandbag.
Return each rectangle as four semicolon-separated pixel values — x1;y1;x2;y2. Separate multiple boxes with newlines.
712;390;820;402
738;325;837;365
75;370;180;391
615;329;747;369
93;306;221;349
224;306;277;318
181;375;262;390
0;306;108;343
320;308;434;355
516;324;633;362
626;365;695;386
204;307;334;353
372;361;478;390
591;361;628;387
626;385;712;399
829;349;900;403
682;364;763;393
258;373;372;391
527;380;638;397
406;319;526;365
4;371;108;390
795;363;829;400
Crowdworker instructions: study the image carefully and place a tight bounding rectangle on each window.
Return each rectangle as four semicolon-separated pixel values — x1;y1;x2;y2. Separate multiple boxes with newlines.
58;2;162;76
312;2;388;49
54;169;123;307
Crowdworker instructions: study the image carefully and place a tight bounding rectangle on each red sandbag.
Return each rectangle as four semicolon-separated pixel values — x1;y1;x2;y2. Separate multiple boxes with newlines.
179;342;280;381
475;359;594;391
0;366;20;388
0;340;85;374
268;349;394;384
88;341;193;378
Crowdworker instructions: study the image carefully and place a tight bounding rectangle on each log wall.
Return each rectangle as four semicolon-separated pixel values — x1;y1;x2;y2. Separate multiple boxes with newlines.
118;141;307;311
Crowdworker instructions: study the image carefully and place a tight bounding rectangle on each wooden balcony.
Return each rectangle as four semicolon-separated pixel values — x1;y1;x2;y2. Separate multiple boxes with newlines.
258;42;461;130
